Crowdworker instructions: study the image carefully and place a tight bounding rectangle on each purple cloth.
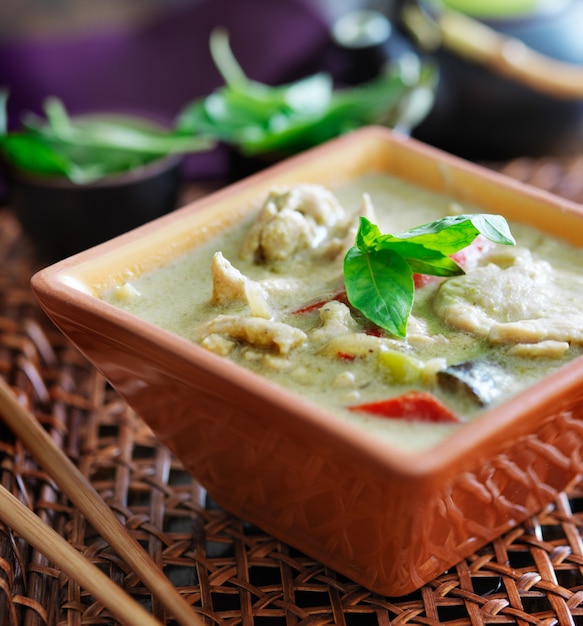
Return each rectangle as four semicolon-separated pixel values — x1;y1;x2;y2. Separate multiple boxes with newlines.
0;0;330;178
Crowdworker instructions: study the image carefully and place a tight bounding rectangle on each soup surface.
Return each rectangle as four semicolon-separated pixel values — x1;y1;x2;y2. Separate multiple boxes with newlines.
104;174;583;451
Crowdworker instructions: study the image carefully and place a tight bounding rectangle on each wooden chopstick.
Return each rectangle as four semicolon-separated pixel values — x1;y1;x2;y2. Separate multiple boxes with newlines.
0;376;202;626
0;483;162;626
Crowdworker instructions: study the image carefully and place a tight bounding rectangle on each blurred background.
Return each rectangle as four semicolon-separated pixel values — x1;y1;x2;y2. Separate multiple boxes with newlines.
2;0;583;175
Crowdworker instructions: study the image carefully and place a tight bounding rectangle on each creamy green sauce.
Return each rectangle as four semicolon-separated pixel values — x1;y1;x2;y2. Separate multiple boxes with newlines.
103;174;583;452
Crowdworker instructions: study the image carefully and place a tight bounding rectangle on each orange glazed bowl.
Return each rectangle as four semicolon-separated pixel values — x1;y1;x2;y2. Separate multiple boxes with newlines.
31;127;583;596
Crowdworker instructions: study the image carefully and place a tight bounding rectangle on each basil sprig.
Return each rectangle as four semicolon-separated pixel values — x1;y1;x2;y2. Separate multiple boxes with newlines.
176;29;436;157
0;92;214;184
344;214;515;337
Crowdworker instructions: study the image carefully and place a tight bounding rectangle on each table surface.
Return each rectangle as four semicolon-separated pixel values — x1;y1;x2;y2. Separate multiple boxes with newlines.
2;156;583;625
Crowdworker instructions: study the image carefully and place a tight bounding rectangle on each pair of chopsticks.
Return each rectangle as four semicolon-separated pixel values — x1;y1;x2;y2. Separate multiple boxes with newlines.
0;376;203;626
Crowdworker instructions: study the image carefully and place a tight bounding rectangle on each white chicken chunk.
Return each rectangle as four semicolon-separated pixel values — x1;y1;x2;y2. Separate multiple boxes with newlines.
434;249;583;346
319;333;396;359
210;252;271;319
239;184;347;262
211;251;247;304
200;333;236;356
321;192;378;259
310;301;356;343
196;315;306;354
507;340;570;359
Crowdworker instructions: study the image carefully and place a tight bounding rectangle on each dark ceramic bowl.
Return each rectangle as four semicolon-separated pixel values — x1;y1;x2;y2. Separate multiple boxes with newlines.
406;0;583;160
8;152;182;263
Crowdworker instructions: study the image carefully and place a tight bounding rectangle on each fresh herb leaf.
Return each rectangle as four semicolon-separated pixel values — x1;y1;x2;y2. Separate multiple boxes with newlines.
345;245;414;337
356;216;382;249
209;27;248;88
344;214;515;337
176;28;436;156
391;214;515;251
0;94;214;183
0;133;73;178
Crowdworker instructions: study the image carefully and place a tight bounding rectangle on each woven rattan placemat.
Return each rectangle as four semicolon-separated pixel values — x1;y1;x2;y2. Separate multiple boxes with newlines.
2;160;583;625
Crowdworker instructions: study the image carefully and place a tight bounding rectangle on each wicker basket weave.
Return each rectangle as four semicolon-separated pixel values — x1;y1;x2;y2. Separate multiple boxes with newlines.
1;161;583;625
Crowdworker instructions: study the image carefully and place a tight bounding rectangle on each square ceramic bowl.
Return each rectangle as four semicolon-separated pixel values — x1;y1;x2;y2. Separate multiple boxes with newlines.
31;127;583;596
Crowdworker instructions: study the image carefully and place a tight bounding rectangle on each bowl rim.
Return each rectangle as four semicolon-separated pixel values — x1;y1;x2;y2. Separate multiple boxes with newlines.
30;125;583;477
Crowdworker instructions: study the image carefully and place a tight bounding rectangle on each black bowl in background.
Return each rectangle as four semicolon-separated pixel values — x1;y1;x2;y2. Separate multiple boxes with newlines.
8;152;182;263
405;0;583;161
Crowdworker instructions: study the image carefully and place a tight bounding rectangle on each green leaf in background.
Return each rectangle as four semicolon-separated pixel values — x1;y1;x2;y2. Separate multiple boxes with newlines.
344;214;515;337
0;93;215;183
0;133;73;178
176;28;437;156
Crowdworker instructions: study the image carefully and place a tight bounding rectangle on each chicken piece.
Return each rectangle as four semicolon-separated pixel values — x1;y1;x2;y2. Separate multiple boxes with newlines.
259;209;317;261
478;245;533;269
211;252;247;303
260;276;305;297
200;333;236;356
210;252;271;318
196;315;306;354
280;184;345;225
244;281;272;319
489;317;583;345
240;185;347;262
321;192;378;259
239;200;277;260
319;333;395;359
434;249;583;345
406;315;449;348
507;340;570;359
310;301;356;343
332;371;357;389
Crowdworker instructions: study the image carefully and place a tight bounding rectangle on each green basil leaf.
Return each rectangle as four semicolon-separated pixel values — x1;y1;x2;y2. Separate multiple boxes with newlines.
356;217;382;250
358;217;465;275
175;29;436;157
392;214;515;250
404;254;462;276
465;214;516;246
40;116;211;155
344;245;413;337
44;96;73;137
284;74;333;114
209;27;249;88
1;92;214;182
386;241;464;275
0;133;72;176
344;213;515;337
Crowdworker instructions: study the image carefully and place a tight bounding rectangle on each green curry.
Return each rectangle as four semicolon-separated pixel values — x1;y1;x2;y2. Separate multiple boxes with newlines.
104;174;583;451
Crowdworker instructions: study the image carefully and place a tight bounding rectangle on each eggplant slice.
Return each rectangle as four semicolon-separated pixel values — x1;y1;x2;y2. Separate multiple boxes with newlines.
436;359;509;407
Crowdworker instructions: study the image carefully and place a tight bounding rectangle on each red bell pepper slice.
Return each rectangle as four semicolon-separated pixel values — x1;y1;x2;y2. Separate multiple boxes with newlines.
348;391;460;423
291;289;349;315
